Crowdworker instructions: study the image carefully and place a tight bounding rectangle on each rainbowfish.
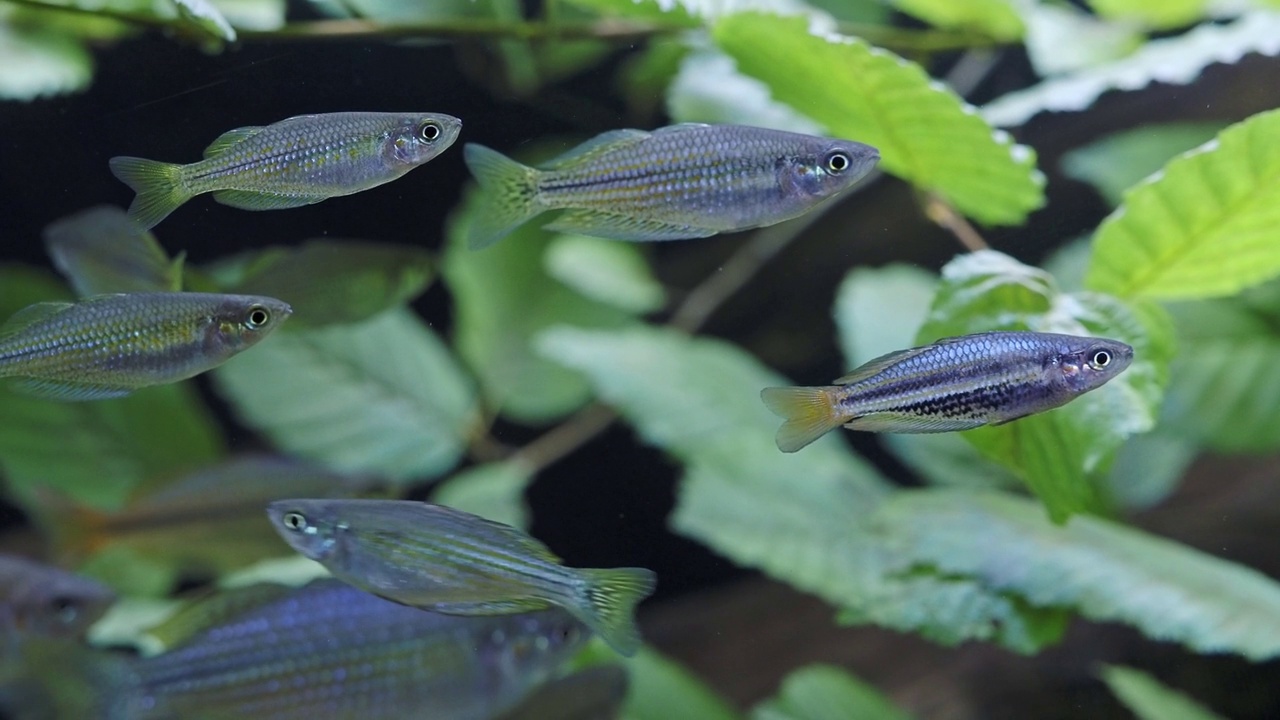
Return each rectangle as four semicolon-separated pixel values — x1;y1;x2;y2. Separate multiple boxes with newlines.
762;331;1134;453
267;499;657;657
0;554;115;641
0;292;290;400
109;112;462;228
463;123;879;248
112;580;588;720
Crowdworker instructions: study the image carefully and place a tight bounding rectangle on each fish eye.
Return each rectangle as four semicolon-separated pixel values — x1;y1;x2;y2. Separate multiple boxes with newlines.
245;306;271;329
825;151;851;173
1091;349;1112;368
419;122;442;142
49;596;78;622
282;511;308;532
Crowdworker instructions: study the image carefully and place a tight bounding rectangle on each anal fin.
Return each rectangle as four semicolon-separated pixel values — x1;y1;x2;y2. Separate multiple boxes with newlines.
544;209;716;242
8;377;135;402
430;598;550;616
213;189;329;211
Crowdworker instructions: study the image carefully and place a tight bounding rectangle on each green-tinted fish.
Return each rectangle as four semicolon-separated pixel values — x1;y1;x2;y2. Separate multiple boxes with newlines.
267;499;657;656
762;331;1134;452
0;554;116;641
463;123;879;248
0;292;290;400
43;205;184;296
109;111;462;229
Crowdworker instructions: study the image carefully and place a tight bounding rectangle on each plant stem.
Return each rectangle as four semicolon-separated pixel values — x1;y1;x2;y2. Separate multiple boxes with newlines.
239;17;680;43
924;192;990;252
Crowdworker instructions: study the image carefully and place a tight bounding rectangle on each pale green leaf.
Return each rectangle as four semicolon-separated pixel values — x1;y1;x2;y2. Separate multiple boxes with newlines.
431;462;532;530
752;664;912;720
218;239;434;328
87;594;182;653
209;0;285;29
544;235;666;314
1085;109;1280;301
213;308;477;483
0;23;92;101
1085;0;1208;29
666;49;825;134
714;13;1044;225
574;644;741;720
77;546;175;599
1100;666;1226;720
43;205;182;296
444;189;634;424
172;0;237;41
983;13;1280;127
876;489;1280;659
1061;122;1228;206
1021;2;1143;76
919;251;1174;521
565;0;819;22
887;0;1023;41
1103;429;1196;510
618;38;689;123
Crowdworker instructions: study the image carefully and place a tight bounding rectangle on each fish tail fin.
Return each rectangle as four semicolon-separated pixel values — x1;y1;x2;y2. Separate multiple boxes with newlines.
108;156;190;230
573;567;657;657
24;487;111;564
463;143;545;250
760;386;844;453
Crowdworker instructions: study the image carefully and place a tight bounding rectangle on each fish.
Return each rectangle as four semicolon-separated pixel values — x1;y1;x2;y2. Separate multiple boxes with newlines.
110;579;589;720
462;123;879;249
0;292;291;401
495;665;629;720
266;498;657;657
109;111;463;229
43;205;184;297
32;455;384;582
0;554;116;641
761;331;1134;453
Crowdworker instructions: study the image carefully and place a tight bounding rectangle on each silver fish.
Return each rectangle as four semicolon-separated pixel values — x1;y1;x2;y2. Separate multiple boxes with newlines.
0;554;115;641
762;331;1134;452
109;112;462;229
463;123;879;248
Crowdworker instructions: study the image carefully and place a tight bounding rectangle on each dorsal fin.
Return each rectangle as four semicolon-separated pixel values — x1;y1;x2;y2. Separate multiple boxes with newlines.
433;503;562;563
833;346;933;385
0;302;74;340
203;126;265;159
651;122;712;135
539;129;651;170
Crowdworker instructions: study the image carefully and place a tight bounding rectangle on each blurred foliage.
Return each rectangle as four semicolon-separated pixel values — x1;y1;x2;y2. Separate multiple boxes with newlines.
752;664;913;720
1100;665;1226;720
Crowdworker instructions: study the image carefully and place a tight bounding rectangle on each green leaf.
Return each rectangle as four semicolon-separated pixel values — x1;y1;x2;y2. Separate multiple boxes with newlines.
1084;0;1208;29
875;489;1280;660
544;235;665;314
1020;2;1143;76
714;12;1044;225
0;22;92;101
666;49;825;134
1061;122;1229;207
216;239;435;328
886;0;1023;41
919;251;1174;521
983;13;1280;127
575;644;741;720
1085;109;1280;301
431;462;532;530
209;0;285;30
213;308;477;484
43;205;183;296
172;0;237;41
753;664;912;720
443;189;634;424
618;39;689;123
1103;429;1195;511
1100;665;1226;720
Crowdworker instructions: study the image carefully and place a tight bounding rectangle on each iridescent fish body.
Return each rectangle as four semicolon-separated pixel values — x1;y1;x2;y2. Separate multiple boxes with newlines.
0;554;116;641
109;112;463;228
0;292;291;401
463;123;880;248
762;331;1134;453
111;580;587;720
267;499;657;656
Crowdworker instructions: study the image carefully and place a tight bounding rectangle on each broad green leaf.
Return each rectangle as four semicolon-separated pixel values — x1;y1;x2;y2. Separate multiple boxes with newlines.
1100;665;1226;720
431;461;532;530
0;22;92;101
618;39;689;123
213;308;477;484
544;235;665;314
919;251;1174;521
1061;122;1228;206
887;0;1023;41
210;0;285;29
753;664;912;720
87;593;182;653
444;189;634;424
1020;2;1143;76
983;13;1280;127
77;546;175;598
714;13;1044;225
1085;0;1207;29
1103;429;1195;511
666;49;825;134
1085;110;1280;301
875;490;1280;659
43;205;182;296
575;644;741;720
172;0;237;41
217;239;435;328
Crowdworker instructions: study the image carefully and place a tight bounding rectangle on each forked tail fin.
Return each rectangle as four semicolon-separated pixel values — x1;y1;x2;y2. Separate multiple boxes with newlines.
572;567;657;657
108;156;189;230
760;386;844;453
462;143;546;250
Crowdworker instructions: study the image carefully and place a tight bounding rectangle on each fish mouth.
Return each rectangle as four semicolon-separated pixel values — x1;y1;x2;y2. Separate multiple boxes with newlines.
265;501;327;560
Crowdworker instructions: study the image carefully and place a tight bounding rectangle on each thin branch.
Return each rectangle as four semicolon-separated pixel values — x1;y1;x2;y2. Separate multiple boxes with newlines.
509;404;618;476
923;192;990;252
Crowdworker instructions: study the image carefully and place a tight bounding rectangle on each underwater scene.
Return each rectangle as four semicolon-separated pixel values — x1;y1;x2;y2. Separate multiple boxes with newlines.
3;0;1280;718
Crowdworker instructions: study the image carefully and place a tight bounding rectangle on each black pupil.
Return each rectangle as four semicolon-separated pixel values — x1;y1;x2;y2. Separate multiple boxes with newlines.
421;123;440;141
249;309;268;326
828;153;849;171
1094;351;1110;366
286;513;304;529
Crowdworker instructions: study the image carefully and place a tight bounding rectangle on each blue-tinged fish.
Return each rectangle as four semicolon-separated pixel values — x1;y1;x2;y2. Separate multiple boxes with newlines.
109;112;462;228
267;499;657;657
112;580;588;720
0;292;290;400
762;331;1134;452
0;554;115;641
463;123;879;248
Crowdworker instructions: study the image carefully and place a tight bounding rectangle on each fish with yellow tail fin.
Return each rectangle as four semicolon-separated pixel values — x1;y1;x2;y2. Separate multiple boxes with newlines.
267;498;657;656
762;331;1134;453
